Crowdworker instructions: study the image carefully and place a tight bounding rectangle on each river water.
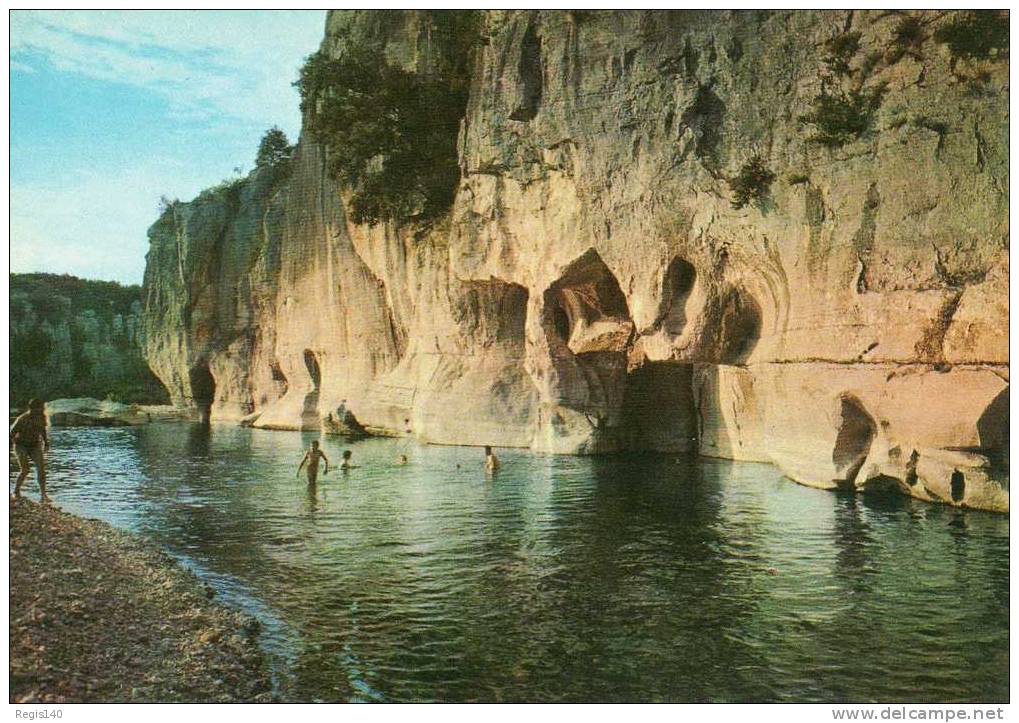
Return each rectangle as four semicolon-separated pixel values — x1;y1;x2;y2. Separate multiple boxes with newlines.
23;423;1008;703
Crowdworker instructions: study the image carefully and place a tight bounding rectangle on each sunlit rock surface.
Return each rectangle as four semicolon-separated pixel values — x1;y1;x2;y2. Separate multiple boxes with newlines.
45;398;181;427
143;10;1008;511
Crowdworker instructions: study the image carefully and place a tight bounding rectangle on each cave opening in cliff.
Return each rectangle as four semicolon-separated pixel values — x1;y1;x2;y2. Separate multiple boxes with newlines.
951;470;966;503
718;289;761;365
832;395;876;489
188;363;216;424
656;257;696;336
542;249;634;355
977;387;1009;474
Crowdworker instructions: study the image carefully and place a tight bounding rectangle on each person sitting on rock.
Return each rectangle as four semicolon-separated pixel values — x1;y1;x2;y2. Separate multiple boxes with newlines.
484;445;500;473
10;399;50;503
297;440;329;485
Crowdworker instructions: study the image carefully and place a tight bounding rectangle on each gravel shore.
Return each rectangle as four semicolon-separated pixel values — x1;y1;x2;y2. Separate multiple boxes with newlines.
9;497;273;703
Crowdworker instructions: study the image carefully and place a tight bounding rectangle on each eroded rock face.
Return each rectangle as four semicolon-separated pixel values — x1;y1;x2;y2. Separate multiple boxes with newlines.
142;10;1008;510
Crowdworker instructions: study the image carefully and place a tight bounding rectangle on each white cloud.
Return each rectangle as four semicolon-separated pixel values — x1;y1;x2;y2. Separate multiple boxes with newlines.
9;59;36;73
10;10;325;133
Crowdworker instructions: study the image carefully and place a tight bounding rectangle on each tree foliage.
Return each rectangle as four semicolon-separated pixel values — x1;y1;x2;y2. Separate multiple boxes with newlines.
934;11;1009;61
9;273;169;406
294;13;479;225
255;126;294;169
799;82;887;148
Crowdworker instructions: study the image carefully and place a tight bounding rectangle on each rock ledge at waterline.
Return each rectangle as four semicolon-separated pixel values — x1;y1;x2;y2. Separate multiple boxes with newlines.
142;10;1009;511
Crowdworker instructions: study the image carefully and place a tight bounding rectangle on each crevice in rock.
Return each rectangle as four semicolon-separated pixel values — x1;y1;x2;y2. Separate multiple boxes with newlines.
510;20;543;122
861;473;908;498
269;361;289;397
552;303;570;343
950;469;966;503
977;386;1009;475
188;363;216;425
653;256;696;336
913;289;964;361
974;121;987;171
303;349;321;389
718;288;761;365
905;449;920;487
851;183;880;293
680;84;726;169
832;394;876;489
302;349;322;429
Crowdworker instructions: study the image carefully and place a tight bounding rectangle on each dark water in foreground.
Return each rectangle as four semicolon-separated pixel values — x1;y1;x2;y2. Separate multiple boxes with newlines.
21;424;1008;702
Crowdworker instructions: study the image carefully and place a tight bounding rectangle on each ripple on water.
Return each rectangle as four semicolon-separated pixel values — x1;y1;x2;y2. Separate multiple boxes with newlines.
27;423;1010;703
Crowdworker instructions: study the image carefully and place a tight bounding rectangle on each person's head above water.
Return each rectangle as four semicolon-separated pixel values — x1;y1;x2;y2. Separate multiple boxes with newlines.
343;450;352;460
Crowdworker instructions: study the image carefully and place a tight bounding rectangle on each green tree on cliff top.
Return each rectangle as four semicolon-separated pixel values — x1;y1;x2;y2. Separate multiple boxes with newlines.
255;126;295;169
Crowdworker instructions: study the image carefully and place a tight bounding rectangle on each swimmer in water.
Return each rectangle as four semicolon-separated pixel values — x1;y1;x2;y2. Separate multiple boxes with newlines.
297;440;329;484
340;450;358;470
397;454;408;465
484;445;500;472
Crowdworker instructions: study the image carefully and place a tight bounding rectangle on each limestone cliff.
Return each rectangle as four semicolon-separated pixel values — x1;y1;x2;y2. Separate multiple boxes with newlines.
143;10;1009;510
11;273;169;407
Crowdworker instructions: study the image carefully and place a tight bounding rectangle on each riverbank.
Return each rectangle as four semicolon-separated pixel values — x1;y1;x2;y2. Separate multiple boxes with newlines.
9;497;273;703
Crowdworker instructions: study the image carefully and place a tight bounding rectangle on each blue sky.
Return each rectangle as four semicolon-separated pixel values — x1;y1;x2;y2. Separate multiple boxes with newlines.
10;10;327;284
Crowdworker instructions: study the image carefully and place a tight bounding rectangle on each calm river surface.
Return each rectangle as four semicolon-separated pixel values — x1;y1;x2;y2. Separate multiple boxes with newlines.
23;423;1009;702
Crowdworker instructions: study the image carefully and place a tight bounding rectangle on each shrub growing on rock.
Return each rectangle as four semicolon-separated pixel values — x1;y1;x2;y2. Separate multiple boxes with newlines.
934;11;1009;61
824;30;862;77
887;15;926;63
799;82;887;148
729;156;776;209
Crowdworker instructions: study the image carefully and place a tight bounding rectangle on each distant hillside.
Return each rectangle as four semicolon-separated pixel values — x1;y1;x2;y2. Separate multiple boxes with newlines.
10;273;169;407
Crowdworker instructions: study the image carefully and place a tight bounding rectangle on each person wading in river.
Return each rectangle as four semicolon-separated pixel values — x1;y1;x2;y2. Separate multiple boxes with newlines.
484;445;500;473
297;440;329;485
10;399;50;503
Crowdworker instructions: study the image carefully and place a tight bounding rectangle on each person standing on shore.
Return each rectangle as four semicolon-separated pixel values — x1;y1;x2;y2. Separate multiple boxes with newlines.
10;399;50;503
297;440;329;485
